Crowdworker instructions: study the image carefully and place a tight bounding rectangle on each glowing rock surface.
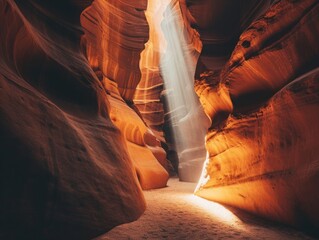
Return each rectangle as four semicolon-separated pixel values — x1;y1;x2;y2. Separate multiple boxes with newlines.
1;0;319;237
81;0;169;189
194;0;319;230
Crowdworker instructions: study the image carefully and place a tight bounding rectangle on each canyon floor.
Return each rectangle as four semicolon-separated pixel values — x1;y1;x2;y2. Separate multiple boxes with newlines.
98;178;315;240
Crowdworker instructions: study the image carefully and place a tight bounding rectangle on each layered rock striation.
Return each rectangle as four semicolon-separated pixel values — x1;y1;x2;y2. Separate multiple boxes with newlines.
81;0;169;189
0;0;167;238
183;0;273;71
194;0;319;231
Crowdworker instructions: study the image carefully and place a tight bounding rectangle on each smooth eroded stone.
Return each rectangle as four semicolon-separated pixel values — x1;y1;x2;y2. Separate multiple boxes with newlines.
195;68;319;229
104;78;169;189
183;0;272;69
194;0;319;231
81;0;149;101
81;0;169;188
222;0;319;101
133;0;178;173
0;1;145;239
194;70;233;125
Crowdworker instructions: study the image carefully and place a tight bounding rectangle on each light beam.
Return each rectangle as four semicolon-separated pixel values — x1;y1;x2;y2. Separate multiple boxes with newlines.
159;0;210;182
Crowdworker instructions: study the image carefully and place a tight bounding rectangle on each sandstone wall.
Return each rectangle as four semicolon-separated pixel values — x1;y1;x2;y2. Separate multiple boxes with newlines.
81;0;169;189
0;0;151;238
194;0;319;231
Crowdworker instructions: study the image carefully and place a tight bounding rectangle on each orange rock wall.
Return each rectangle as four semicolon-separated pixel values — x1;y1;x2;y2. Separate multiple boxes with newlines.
133;1;170;170
81;0;169;189
1;0;319;236
222;0;319;102
0;0;148;239
196;69;319;229
194;0;319;231
81;0;148;102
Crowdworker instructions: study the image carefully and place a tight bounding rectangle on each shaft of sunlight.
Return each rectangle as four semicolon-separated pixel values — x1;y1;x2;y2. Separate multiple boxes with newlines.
159;0;210;182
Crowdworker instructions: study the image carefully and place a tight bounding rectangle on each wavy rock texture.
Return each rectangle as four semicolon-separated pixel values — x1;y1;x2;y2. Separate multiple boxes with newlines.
0;1;147;239
196;69;319;229
194;71;233;126
81;0;169;189
183;0;273;71
178;0;270;180
195;0;319;231
222;0;319;104
133;0;171;172
81;0;148;102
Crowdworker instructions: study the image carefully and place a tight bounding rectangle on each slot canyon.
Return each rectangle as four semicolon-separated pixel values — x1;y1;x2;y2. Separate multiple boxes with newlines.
0;0;319;239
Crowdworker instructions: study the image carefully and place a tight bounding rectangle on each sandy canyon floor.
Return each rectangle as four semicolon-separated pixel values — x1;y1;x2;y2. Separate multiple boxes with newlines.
98;178;315;240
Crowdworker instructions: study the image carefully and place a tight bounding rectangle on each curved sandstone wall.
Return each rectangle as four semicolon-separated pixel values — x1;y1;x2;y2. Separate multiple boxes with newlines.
183;0;273;71
80;0;169;190
0;0;161;238
194;0;319;230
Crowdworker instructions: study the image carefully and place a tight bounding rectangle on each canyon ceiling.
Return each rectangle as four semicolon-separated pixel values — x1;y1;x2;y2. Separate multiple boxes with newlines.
0;0;318;239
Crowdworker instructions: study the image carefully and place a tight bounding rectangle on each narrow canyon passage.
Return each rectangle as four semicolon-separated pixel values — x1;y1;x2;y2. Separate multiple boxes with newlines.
1;0;319;239
100;178;314;240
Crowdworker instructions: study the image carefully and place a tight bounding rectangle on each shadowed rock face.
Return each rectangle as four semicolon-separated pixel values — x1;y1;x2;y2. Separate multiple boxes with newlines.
222;0;319;107
194;0;319;231
183;0;273;71
0;0;149;239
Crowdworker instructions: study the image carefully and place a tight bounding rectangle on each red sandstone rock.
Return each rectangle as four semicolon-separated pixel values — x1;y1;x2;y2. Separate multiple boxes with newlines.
183;0;273;70
134;1;166;142
222;0;319;102
194;0;319;231
0;1;147;239
81;0;169;189
133;1;172;172
194;71;233;126
81;0;149;102
105;79;169;189
2;0;319;237
196;68;319;230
